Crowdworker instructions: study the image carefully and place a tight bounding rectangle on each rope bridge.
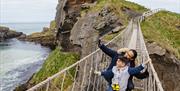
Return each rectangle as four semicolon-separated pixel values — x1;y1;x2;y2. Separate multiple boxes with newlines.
27;9;164;91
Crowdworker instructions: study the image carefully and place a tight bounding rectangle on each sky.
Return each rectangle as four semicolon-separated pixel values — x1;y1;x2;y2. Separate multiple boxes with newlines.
0;0;179;23
0;0;58;23
127;0;180;13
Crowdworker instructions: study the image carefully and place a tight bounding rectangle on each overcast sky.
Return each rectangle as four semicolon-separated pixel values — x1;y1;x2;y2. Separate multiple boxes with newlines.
127;0;180;13
0;0;58;23
0;0;179;23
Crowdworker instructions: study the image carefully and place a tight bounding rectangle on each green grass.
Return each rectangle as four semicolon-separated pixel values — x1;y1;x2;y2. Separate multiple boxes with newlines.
141;11;180;59
26;20;56;43
88;0;147;24
103;32;119;41
81;0;148;41
90;0;147;12
50;20;56;30
29;47;80;89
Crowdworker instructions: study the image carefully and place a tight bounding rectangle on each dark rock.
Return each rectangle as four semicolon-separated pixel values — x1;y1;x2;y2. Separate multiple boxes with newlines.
93;6;123;36
121;6;142;18
0;26;23;42
55;0;96;52
17;34;27;40
146;42;180;91
81;2;96;9
18;27;56;49
176;25;180;30
146;42;166;56
42;27;49;32
70;12;99;91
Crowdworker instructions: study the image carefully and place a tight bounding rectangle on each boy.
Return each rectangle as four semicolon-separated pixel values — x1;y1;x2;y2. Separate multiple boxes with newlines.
94;56;151;91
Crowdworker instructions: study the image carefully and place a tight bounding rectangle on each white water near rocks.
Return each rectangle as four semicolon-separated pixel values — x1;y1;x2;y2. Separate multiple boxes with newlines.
0;23;51;91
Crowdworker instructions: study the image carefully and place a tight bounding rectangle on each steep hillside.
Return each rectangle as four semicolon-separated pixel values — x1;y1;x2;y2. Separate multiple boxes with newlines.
142;11;180;59
141;11;180;91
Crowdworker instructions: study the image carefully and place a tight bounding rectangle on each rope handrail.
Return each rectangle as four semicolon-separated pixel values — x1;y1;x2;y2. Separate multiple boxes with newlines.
27;9;164;91
137;17;164;91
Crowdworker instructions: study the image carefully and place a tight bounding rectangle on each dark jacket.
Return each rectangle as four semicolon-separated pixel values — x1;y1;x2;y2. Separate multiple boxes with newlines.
99;44;149;85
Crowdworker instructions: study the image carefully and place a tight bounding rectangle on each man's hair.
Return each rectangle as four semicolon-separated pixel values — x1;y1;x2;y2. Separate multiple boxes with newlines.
117;55;129;65
129;49;137;60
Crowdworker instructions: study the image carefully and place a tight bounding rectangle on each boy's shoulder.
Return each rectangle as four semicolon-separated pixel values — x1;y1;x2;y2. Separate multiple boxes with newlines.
112;66;129;73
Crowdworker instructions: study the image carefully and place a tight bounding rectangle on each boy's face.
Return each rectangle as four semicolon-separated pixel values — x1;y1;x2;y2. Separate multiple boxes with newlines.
116;59;126;68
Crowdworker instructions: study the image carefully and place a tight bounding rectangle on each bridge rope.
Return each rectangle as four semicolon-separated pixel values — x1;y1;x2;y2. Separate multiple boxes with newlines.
27;9;164;91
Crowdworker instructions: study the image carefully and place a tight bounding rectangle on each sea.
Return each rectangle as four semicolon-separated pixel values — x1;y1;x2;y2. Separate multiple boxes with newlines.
0;22;51;91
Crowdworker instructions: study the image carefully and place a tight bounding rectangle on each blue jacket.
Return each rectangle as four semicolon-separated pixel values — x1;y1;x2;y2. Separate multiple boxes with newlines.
99;44;124;84
99;44;123;70
101;65;144;84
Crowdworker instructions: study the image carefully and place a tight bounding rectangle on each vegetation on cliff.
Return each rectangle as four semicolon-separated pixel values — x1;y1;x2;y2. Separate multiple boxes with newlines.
141;11;180;59
82;0;147;25
28;47;79;88
81;0;148;41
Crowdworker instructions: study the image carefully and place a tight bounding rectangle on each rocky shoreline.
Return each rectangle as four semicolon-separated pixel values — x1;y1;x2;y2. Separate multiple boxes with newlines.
0;24;56;91
0;22;57;49
18;27;57;49
0;26;23;42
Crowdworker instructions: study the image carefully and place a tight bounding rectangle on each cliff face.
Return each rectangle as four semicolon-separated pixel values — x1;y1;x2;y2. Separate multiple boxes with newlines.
55;0;96;52
146;42;180;91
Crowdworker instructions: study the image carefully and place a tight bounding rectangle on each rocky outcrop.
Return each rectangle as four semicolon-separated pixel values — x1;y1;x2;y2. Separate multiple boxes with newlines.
55;0;96;51
70;12;99;91
18;27;56;49
0;26;23;42
56;1;123;51
121;6;142;18
93;6;123;36
146;42;180;91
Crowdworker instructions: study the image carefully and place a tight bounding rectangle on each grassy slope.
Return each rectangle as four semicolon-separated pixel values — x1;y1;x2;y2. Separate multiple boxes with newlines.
28;21;56;37
84;0;147;41
28;47;79;89
88;0;147;24
141;11;180;59
90;0;180;59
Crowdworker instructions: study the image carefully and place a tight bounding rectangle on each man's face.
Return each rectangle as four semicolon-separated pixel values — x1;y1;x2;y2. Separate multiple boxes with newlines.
116;59;125;68
125;51;134;60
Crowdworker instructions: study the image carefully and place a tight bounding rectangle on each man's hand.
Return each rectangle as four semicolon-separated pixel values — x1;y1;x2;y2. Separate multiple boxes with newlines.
98;39;102;47
117;48;129;53
144;58;152;65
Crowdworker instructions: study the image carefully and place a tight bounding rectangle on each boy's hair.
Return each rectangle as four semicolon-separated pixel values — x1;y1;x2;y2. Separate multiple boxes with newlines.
117;55;129;65
129;49;137;60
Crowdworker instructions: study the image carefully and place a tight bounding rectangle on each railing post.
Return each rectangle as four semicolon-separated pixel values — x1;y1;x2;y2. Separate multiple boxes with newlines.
60;71;67;91
46;80;50;91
